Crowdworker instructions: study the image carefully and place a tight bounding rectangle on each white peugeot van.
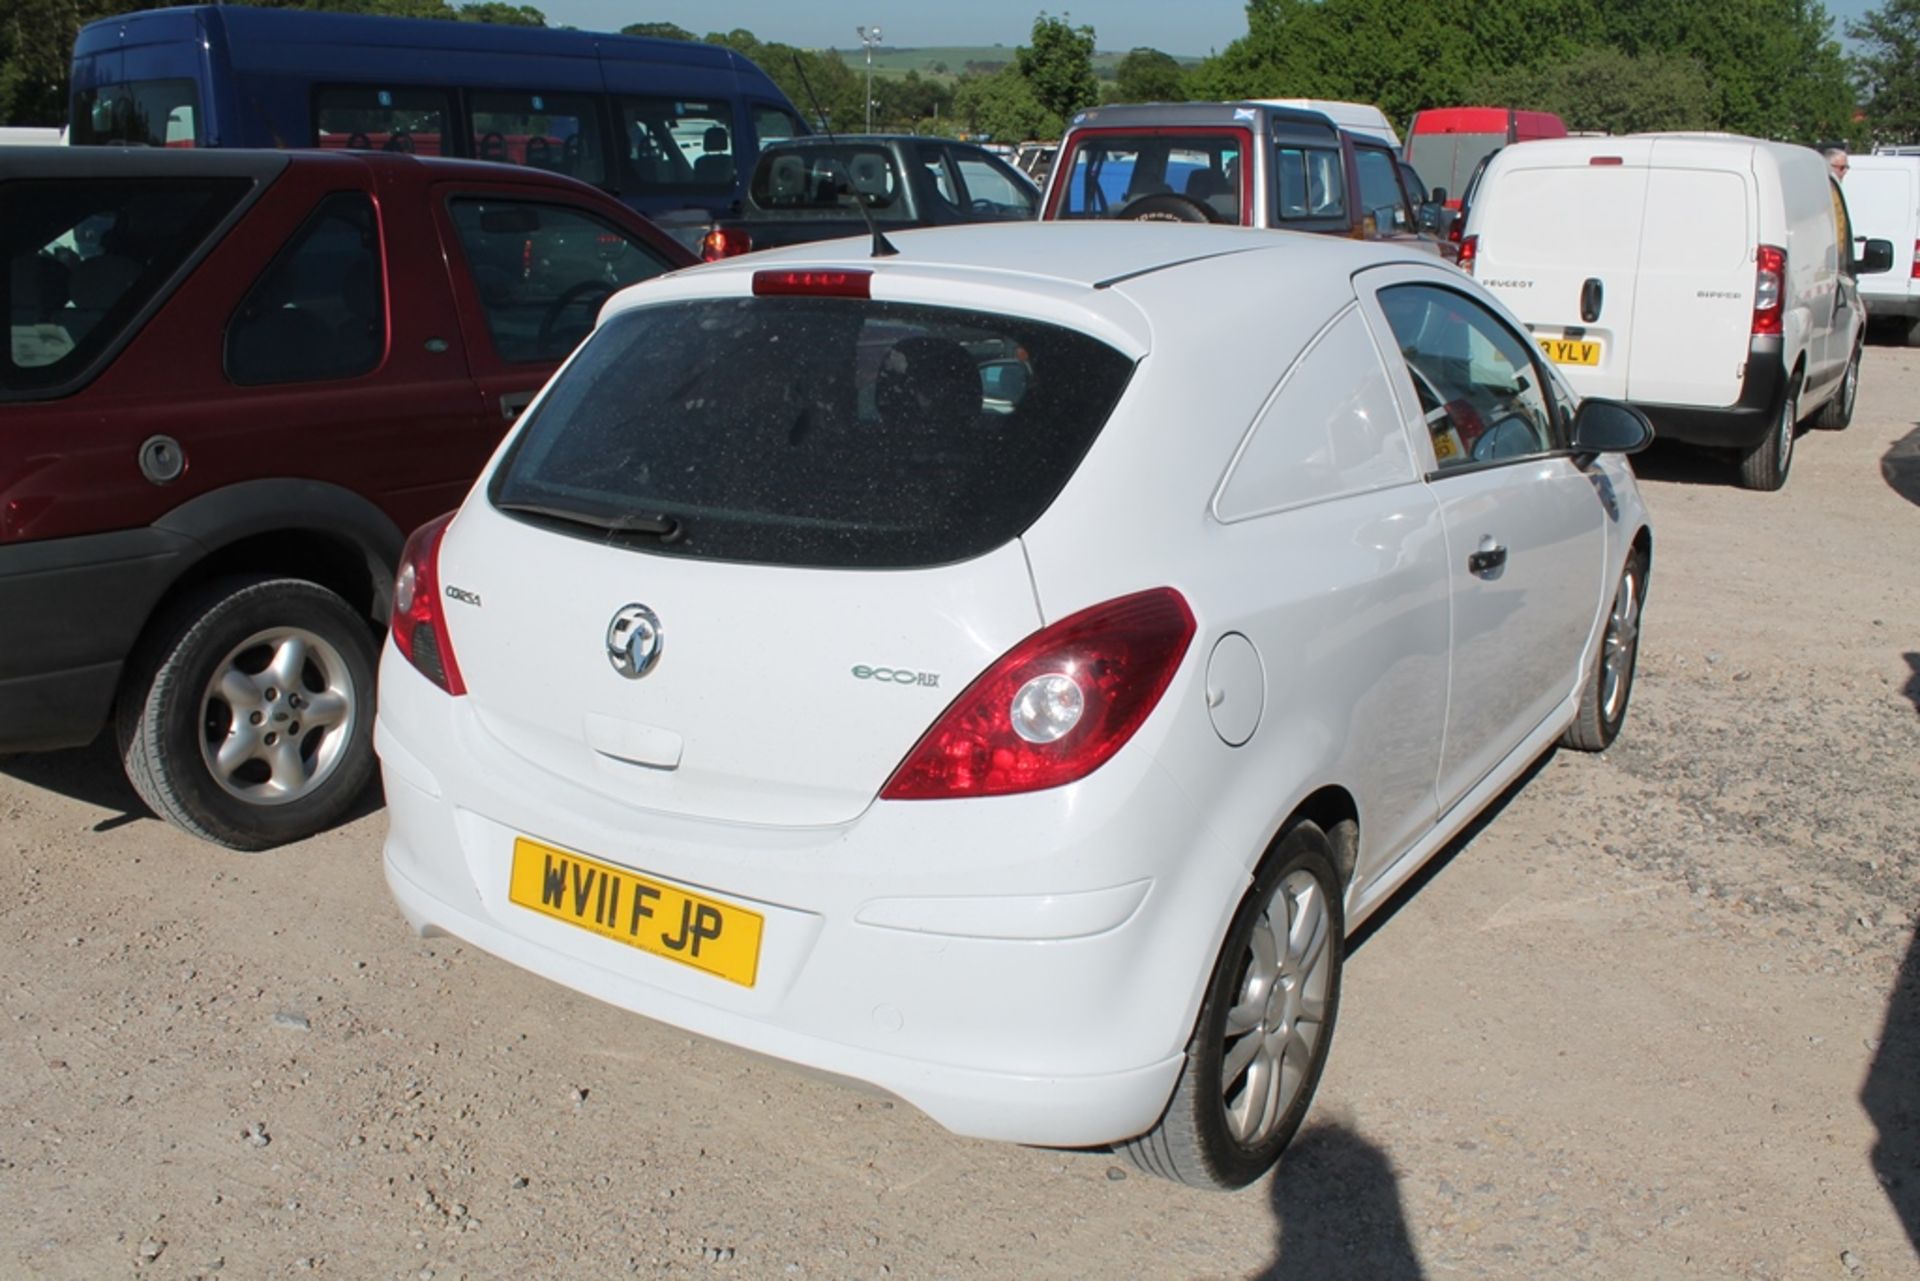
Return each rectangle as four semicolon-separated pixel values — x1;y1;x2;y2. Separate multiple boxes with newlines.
1846;152;1920;344
1462;133;1895;490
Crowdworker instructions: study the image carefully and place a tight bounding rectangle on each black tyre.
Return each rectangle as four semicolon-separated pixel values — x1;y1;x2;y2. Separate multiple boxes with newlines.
1121;821;1344;1190
1561;547;1647;752
1119;193;1220;224
1737;382;1796;491
1814;342;1860;430
117;575;379;851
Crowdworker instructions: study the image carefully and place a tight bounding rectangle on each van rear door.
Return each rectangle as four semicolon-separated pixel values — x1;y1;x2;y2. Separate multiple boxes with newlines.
1624;138;1757;408
1846;157;1918;312
1471;138;1654;400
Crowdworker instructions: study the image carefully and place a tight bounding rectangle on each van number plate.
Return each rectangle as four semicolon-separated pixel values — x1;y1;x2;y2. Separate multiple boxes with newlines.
1539;337;1602;366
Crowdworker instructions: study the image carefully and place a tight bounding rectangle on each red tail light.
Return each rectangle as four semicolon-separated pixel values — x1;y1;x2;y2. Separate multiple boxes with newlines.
1752;244;1785;336
1910;239;1919;280
752;268;872;298
390;513;466;696
700;227;752;261
879;588;1196;801
1457;234;1477;275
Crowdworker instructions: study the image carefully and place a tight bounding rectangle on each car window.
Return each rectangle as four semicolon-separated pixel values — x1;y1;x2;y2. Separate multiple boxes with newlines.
918;146;961;212
489;297;1136;568
1217;306;1416;521
752;104;801;147
4;176;251;395
226;192;385;387
71;79;198;147
1056;132;1242;219
953;151;1035;219
468;91;605;185
1355;146;1409;230
1377;282;1560;471
621;98;734;193
447;198;676;364
748;145;912;221
1275;145;1345;221
314;86;450;155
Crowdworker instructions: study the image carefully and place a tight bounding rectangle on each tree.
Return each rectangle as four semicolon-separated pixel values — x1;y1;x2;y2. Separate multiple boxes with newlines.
457;4;545;25
1485;47;1718;135
621;21;694;41
1015;14;1099;124
1113;48;1187;104
953;65;1057;141
1851;0;1920;143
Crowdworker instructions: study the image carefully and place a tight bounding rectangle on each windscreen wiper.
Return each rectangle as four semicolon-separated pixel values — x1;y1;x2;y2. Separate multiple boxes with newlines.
495;500;684;543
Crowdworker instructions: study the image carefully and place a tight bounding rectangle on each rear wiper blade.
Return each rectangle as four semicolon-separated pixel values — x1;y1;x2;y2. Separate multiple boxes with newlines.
496;500;683;542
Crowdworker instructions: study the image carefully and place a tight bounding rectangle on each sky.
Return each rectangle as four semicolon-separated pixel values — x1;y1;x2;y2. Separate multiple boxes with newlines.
549;0;1881;59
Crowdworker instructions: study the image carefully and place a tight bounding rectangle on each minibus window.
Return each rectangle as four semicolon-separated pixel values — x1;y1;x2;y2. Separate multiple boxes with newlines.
621;98;735;193
314;87;450;156
71;81;199;148
752;104;801;147
468;91;606;185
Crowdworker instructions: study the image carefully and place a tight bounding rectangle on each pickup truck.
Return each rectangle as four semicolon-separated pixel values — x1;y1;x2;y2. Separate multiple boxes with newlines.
658;135;1040;261
1040;101;1450;257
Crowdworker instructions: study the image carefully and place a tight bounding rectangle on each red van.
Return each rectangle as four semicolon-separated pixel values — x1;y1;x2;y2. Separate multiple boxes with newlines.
1404;108;1569;207
1;147;692;848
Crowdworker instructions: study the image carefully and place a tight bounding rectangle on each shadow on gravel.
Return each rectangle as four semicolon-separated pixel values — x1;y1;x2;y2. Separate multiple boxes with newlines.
1884;426;1920;508
1904;654;1920;718
0;736;151;831
1863;929;1920;1260
1263;1123;1424;1279
1625;441;1737;489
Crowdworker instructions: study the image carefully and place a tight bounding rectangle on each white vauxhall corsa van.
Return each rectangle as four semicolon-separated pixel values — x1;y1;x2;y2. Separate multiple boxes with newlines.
1846;152;1920;344
1461;133;1895;490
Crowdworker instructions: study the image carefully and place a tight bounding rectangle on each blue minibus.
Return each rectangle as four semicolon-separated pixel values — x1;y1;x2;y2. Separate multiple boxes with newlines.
68;5;806;217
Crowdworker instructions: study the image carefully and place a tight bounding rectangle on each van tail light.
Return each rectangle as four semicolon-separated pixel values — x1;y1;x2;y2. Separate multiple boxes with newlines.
701;226;752;261
390;513;467;696
1752;244;1786;336
879;588;1196;801
1910;239;1920;280
1457;234;1478;275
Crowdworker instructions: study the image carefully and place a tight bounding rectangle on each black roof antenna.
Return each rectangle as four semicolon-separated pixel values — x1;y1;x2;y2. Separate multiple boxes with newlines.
791;53;898;258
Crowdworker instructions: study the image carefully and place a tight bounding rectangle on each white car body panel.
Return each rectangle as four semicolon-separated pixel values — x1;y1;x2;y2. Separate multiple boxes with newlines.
1254;98;1402;150
1847;154;1920;320
376;222;1652;1148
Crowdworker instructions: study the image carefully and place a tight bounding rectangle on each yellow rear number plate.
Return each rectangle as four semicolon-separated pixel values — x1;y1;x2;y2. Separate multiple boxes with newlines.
1539;337;1602;366
508;837;763;987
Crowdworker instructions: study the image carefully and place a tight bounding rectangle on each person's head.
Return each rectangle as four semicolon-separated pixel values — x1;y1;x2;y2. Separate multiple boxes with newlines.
1823;145;1850;181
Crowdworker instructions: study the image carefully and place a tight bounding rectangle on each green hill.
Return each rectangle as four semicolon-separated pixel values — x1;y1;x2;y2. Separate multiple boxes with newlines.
825;45;1204;85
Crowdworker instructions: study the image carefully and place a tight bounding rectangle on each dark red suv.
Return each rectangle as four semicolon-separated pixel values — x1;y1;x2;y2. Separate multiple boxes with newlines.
1;147;692;848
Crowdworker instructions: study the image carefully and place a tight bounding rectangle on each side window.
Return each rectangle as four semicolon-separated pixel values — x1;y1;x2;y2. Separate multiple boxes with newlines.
1376;282;1560;471
6;177;251;394
70;80;199;147
226;192;385;386
1216;306;1417;521
468;91;606;185
917;145;961;212
448;198;676;363
1275;146;1345;221
752;104;800;148
1355;146;1409;230
315;86;450;155
953;151;1036;219
621;98;735;193
1831;179;1852;267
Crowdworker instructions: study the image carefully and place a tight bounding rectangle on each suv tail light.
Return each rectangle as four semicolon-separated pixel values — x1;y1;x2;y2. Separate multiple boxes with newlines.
391;513;466;696
1457;233;1477;275
1752;244;1785;336
879;588;1196;800
701;226;752;261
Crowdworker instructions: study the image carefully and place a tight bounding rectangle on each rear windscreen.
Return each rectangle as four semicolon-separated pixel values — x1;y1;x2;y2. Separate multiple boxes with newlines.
70;79;199;148
1055;133;1243;220
1408;132;1504;200
750;145;911;221
489;296;1136;568
5;176;251;395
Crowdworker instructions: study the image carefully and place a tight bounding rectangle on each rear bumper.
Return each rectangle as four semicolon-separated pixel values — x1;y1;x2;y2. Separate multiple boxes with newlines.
374;646;1244;1148
1631;340;1786;449
0;528;192;752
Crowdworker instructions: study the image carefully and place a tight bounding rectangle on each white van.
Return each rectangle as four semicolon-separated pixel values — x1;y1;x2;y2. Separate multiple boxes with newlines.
1847;152;1920;343
1254;98;1400;149
1462;133;1894;490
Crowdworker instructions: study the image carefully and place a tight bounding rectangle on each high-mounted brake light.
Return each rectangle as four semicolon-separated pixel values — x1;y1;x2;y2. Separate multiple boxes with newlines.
879;588;1196;800
390;513;466;696
1752;244;1786;336
701;226;752;262
1457;233;1478;275
752;268;872;298
1589;155;1624;166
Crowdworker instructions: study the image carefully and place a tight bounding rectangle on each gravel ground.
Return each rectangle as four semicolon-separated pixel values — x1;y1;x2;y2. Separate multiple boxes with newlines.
3;345;1917;1280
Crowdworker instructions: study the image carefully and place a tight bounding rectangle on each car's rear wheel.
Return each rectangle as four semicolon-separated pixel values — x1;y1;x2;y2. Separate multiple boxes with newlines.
1120;193;1219;224
1814;341;1861;430
118;575;378;850
1120;820;1343;1190
1562;547;1647;752
1737;383;1796;491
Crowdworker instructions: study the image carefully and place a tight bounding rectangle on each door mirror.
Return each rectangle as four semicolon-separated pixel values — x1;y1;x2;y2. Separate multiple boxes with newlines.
1429;186;1447;205
1571;397;1653;457
1855;237;1895;276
